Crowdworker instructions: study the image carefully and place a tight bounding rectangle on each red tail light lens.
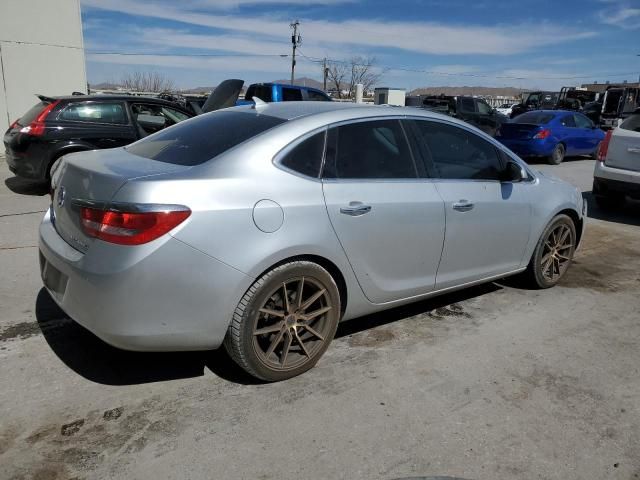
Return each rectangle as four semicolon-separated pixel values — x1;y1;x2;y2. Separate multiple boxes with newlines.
20;100;60;136
9;118;20;129
533;128;551;139
597;130;613;162
80;206;191;245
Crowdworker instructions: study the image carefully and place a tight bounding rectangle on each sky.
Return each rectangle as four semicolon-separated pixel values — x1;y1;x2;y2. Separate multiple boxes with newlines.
81;0;640;91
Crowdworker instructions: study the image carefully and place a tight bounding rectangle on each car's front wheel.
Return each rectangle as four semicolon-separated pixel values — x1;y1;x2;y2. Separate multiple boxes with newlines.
523;214;576;288
224;261;341;381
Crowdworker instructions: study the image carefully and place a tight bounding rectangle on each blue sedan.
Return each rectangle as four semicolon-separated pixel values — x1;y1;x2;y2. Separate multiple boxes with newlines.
497;110;605;165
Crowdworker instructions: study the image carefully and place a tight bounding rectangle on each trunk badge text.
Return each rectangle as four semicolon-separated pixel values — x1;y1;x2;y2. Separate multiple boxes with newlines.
56;187;66;207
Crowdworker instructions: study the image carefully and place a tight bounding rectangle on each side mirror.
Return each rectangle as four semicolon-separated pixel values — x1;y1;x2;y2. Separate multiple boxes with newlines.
501;161;526;182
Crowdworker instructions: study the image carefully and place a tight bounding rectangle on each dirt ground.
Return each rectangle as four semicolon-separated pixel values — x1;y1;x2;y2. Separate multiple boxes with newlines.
1;158;639;480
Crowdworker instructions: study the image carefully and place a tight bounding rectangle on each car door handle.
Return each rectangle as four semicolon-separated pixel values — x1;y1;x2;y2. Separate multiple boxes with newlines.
628;147;640;154
340;203;372;216
452;200;474;212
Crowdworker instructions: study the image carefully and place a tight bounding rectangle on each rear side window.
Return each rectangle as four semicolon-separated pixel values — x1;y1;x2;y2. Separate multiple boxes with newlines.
323;119;417;179
413;120;503;181
307;90;330;101
620;114;640;132
245;85;273;102
460;98;475;112
282;88;303;101
514;112;555;124
59;102;127;124
476;100;492;114
560;115;576;127
279;131;325;178
126;111;286;166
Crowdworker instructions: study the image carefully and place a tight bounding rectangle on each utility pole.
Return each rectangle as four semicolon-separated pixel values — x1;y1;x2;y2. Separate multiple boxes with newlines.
290;20;301;85
323;57;328;92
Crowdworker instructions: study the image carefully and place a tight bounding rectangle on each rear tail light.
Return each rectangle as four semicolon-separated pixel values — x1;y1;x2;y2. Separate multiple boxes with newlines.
19;100;60;136
597;130;613;162
9;118;20;129
533;128;551;140
79;205;191;245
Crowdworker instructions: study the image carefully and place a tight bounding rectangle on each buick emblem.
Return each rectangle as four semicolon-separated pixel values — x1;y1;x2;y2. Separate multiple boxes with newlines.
56;186;66;207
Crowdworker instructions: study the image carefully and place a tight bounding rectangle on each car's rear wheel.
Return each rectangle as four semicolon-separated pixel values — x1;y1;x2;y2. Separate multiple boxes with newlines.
224;261;341;381
523;214;576;288
548;143;565;165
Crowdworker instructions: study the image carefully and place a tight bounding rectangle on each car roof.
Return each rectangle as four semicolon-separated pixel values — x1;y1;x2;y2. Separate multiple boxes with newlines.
253;83;326;93
231;101;473;125
47;94;183;105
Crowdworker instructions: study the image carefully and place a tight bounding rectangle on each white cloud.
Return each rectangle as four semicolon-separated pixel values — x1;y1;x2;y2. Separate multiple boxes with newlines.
599;6;640;29
81;0;596;56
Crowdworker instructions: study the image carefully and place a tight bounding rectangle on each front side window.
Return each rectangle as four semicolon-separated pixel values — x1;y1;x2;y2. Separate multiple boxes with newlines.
245;85;273;102
307;90;331;101
323;119;417;179
413;120;503;181
279;131;325;178
282;88;303;101
59;102;127;124
476;100;492;114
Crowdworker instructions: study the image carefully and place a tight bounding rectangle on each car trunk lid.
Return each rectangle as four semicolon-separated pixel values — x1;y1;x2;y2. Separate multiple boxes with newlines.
499;123;542;140
50;148;191;252
605;126;640;172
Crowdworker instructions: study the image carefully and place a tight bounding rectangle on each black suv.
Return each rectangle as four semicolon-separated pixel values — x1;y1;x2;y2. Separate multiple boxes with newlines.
421;95;507;136
4;94;193;181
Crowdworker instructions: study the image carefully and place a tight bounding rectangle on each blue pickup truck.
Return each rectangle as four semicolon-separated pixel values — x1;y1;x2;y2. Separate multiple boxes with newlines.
239;83;332;104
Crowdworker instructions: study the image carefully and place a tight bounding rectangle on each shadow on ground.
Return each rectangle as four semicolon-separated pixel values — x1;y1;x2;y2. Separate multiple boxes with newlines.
4;176;49;196
521;155;590;166
36;282;500;386
582;191;640;227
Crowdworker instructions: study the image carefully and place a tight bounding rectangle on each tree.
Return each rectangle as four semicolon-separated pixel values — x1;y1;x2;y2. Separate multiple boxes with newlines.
326;56;382;99
120;71;176;92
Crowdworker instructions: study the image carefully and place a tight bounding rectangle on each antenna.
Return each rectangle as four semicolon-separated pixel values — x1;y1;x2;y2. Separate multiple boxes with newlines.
251;96;268;111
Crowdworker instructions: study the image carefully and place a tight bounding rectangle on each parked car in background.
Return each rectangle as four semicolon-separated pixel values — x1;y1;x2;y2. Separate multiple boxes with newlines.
40;101;585;381
240;83;332;104
510;91;559;118
421;95;507;136
583;100;604;126
599;86;640;130
593;108;640;208
497;110;605;164
555;87;599;111
4;94;194;181
497;103;518;116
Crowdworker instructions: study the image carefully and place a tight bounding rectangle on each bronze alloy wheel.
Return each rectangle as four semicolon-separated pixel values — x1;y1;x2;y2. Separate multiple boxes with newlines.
523;214;577;289
540;222;574;282
225;261;341;381
253;276;333;370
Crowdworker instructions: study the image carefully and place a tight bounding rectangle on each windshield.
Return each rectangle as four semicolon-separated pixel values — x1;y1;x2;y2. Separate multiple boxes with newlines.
126;110;286;165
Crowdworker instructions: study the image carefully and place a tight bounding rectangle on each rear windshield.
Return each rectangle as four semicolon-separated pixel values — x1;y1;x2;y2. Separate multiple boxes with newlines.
620;114;640;132
18;101;48;126
126;110;286;166
513;112;555;124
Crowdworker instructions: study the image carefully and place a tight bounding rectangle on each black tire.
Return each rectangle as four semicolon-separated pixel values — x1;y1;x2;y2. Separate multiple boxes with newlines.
548;143;565;165
594;192;625;210
224;261;341;382
522;214;576;289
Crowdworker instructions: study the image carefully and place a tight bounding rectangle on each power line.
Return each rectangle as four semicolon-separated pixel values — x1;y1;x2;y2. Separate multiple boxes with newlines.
87;51;289;58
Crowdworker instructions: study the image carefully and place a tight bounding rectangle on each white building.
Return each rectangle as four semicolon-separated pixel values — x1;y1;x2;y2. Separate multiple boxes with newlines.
0;0;86;133
374;87;406;106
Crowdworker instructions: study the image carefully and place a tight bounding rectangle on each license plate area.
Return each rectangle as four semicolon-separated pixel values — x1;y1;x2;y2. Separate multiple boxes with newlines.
40;250;68;297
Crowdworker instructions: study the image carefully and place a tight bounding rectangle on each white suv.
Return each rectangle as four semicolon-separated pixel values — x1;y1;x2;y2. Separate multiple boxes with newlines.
593;110;640;208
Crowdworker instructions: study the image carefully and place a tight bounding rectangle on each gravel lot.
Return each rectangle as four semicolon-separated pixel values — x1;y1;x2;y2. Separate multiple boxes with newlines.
1;156;639;480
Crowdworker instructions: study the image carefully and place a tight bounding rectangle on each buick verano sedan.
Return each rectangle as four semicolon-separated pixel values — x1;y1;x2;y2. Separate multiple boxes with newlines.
40;102;585;381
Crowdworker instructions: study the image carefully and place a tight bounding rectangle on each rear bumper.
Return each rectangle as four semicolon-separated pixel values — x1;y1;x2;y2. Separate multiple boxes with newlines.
499;139;554;157
38;208;251;351
4;138;48;180
593;161;640;197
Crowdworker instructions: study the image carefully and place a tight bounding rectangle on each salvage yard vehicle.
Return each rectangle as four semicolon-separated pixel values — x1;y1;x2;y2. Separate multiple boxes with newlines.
39;102;585;381
510;91;559;118
240;82;332;104
592;108;640;208
555;87;599;111
421;95;507;136
497;103;518;116
497;110;605;164
599;86;640;130
4;94;194;181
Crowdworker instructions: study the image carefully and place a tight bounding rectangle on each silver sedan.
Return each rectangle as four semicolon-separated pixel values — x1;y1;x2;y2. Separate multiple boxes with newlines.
39;102;586;381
